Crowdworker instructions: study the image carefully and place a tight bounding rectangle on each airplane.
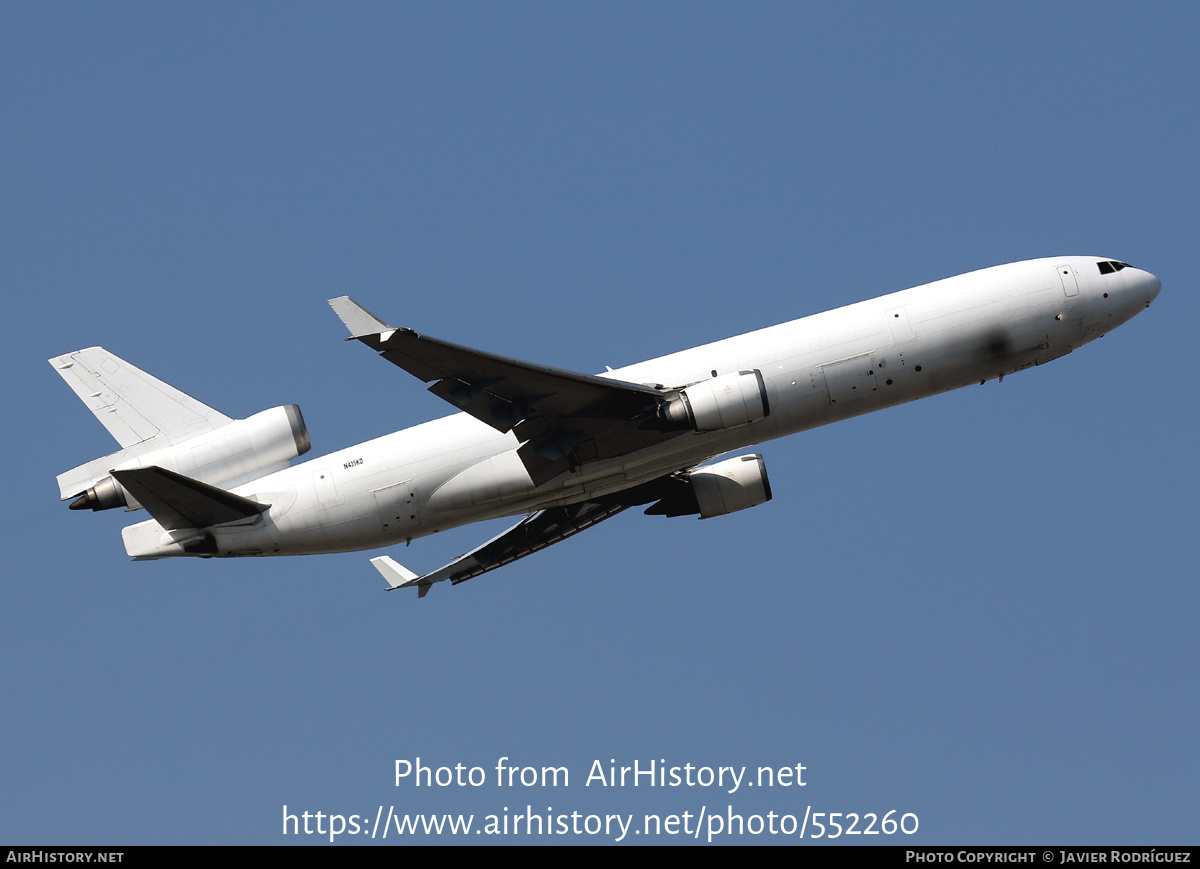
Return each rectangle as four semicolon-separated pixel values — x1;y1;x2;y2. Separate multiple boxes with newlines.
51;256;1160;597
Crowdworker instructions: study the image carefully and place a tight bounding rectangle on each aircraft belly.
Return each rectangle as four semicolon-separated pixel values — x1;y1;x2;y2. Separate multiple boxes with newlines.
426;448;535;514
260;498;392;555
373;480;422;539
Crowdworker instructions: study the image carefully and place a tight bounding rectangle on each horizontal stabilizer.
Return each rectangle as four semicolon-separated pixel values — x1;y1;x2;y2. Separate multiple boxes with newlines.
328;297;391;338
111;466;267;531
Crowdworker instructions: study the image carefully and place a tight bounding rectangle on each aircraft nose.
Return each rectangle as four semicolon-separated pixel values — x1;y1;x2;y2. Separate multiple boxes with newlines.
1096;263;1160;327
1128;267;1161;306
1145;271;1162;304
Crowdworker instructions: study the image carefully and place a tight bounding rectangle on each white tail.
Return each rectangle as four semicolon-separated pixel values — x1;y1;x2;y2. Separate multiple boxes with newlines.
51;347;309;510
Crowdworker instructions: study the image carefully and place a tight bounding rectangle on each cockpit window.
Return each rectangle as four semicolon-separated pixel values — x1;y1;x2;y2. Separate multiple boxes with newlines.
1097;260;1131;275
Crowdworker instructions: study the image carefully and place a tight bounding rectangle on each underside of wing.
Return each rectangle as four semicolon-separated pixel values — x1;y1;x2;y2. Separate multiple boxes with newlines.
366;469;730;597
371;499;632;596
329;297;686;484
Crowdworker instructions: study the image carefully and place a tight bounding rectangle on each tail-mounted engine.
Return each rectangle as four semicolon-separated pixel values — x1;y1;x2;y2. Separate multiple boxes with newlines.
67;405;310;511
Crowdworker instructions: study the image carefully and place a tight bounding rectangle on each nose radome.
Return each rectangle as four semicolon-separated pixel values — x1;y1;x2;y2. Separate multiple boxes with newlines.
1145;271;1162;303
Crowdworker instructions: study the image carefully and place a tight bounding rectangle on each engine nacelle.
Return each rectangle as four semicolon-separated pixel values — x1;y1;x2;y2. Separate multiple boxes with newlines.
690;454;772;518
662;370;770;432
70;405;310;511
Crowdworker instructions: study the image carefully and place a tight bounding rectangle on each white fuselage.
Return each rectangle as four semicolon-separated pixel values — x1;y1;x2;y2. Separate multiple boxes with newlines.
121;256;1160;559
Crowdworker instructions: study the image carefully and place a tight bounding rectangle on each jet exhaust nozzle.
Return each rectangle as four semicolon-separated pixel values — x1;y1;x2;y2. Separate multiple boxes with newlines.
68;477;129;512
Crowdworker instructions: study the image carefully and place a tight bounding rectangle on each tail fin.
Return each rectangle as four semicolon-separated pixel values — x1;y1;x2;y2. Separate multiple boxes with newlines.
49;347;231;450
51;347;235;504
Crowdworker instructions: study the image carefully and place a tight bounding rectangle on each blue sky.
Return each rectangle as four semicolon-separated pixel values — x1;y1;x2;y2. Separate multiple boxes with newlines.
2;3;1197;844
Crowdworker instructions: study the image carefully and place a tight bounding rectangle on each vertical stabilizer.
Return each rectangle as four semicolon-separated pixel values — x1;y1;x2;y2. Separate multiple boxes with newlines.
49;347;232;449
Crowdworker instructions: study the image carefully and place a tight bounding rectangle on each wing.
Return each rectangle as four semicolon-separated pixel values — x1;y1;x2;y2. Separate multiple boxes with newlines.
367;472;708;597
329;297;682;484
370;499;632;597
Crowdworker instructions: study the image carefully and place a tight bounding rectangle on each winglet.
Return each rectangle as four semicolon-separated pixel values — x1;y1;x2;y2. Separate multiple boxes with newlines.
370;555;428;595
328;297;391;338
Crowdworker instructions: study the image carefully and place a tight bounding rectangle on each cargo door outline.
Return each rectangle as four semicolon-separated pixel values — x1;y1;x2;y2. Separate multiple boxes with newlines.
821;354;880;405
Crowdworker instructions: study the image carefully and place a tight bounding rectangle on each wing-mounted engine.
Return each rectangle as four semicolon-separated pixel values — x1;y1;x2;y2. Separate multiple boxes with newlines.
659;370;770;432
65;405;311;512
644;453;773;518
